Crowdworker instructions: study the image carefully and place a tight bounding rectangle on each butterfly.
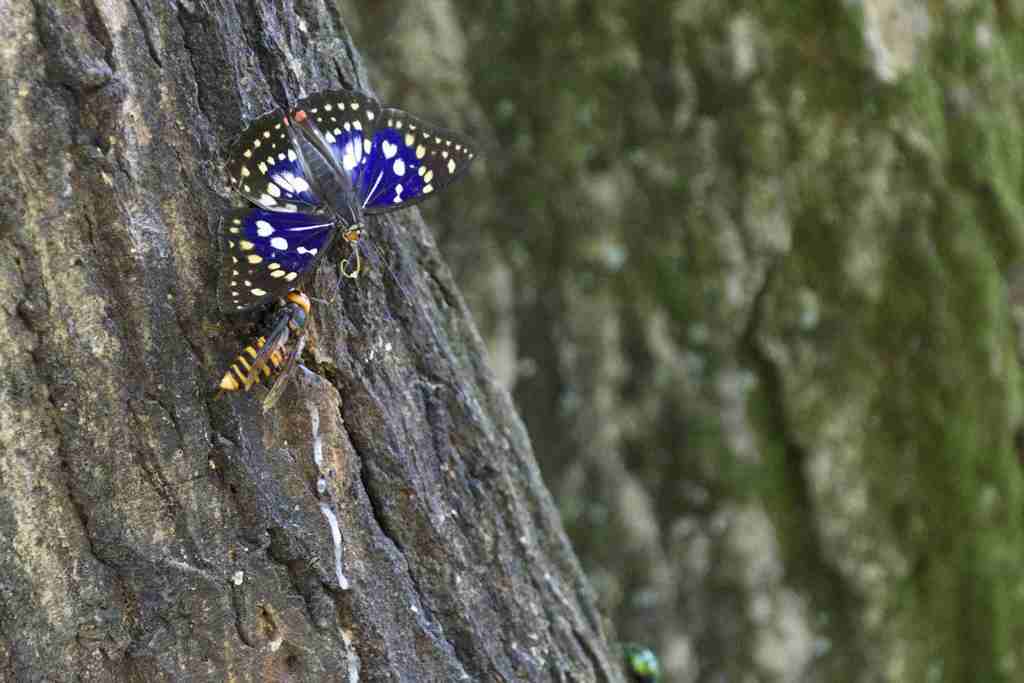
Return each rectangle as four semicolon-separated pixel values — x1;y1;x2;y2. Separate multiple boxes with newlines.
218;88;477;312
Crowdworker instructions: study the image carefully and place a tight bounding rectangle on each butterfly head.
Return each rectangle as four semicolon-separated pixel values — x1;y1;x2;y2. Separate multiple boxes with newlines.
342;226;363;244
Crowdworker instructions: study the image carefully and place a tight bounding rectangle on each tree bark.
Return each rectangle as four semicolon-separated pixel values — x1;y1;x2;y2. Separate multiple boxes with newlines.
0;1;622;681
402;3;1024;682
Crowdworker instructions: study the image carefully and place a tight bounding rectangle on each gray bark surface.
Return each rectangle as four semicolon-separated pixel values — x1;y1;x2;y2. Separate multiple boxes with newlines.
0;1;621;681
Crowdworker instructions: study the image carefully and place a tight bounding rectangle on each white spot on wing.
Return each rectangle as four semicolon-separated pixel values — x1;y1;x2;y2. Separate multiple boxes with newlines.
270;237;288;251
342;147;357;171
273;174;295;193
256;220;274;237
393;158;406;176
382;141;398;159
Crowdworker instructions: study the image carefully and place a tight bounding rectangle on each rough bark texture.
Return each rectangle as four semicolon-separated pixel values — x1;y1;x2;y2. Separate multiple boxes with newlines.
351;2;1024;682
0;1;621;681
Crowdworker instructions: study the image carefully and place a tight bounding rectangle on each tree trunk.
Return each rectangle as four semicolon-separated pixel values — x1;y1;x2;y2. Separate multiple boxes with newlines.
376;3;1024;682
0;1;622;681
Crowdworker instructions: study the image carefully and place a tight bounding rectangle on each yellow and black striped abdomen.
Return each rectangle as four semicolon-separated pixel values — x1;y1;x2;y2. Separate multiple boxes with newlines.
217;336;286;393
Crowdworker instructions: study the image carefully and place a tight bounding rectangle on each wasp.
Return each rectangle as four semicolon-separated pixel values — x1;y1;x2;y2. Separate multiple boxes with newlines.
216;290;312;412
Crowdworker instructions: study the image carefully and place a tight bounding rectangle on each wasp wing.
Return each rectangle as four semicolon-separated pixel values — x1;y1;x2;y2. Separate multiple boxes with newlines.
240;312;292;388
262;332;307;412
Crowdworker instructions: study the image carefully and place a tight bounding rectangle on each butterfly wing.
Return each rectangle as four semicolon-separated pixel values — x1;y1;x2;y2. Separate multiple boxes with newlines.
357;108;477;214
291;89;382;190
225;109;322;210
218;208;337;311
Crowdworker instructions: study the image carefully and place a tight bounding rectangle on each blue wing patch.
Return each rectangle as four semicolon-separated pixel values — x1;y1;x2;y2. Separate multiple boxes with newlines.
358;127;426;210
292;89;381;191
358;108;477;214
218;208;336;311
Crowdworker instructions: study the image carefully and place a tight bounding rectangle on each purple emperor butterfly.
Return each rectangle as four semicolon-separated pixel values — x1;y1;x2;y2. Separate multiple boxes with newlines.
219;89;477;311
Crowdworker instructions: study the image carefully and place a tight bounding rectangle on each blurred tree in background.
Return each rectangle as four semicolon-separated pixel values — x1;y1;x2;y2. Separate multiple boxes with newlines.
349;1;1024;680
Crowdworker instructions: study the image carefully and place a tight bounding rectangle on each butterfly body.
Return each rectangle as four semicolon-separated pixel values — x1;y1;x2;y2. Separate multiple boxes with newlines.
219;89;476;312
